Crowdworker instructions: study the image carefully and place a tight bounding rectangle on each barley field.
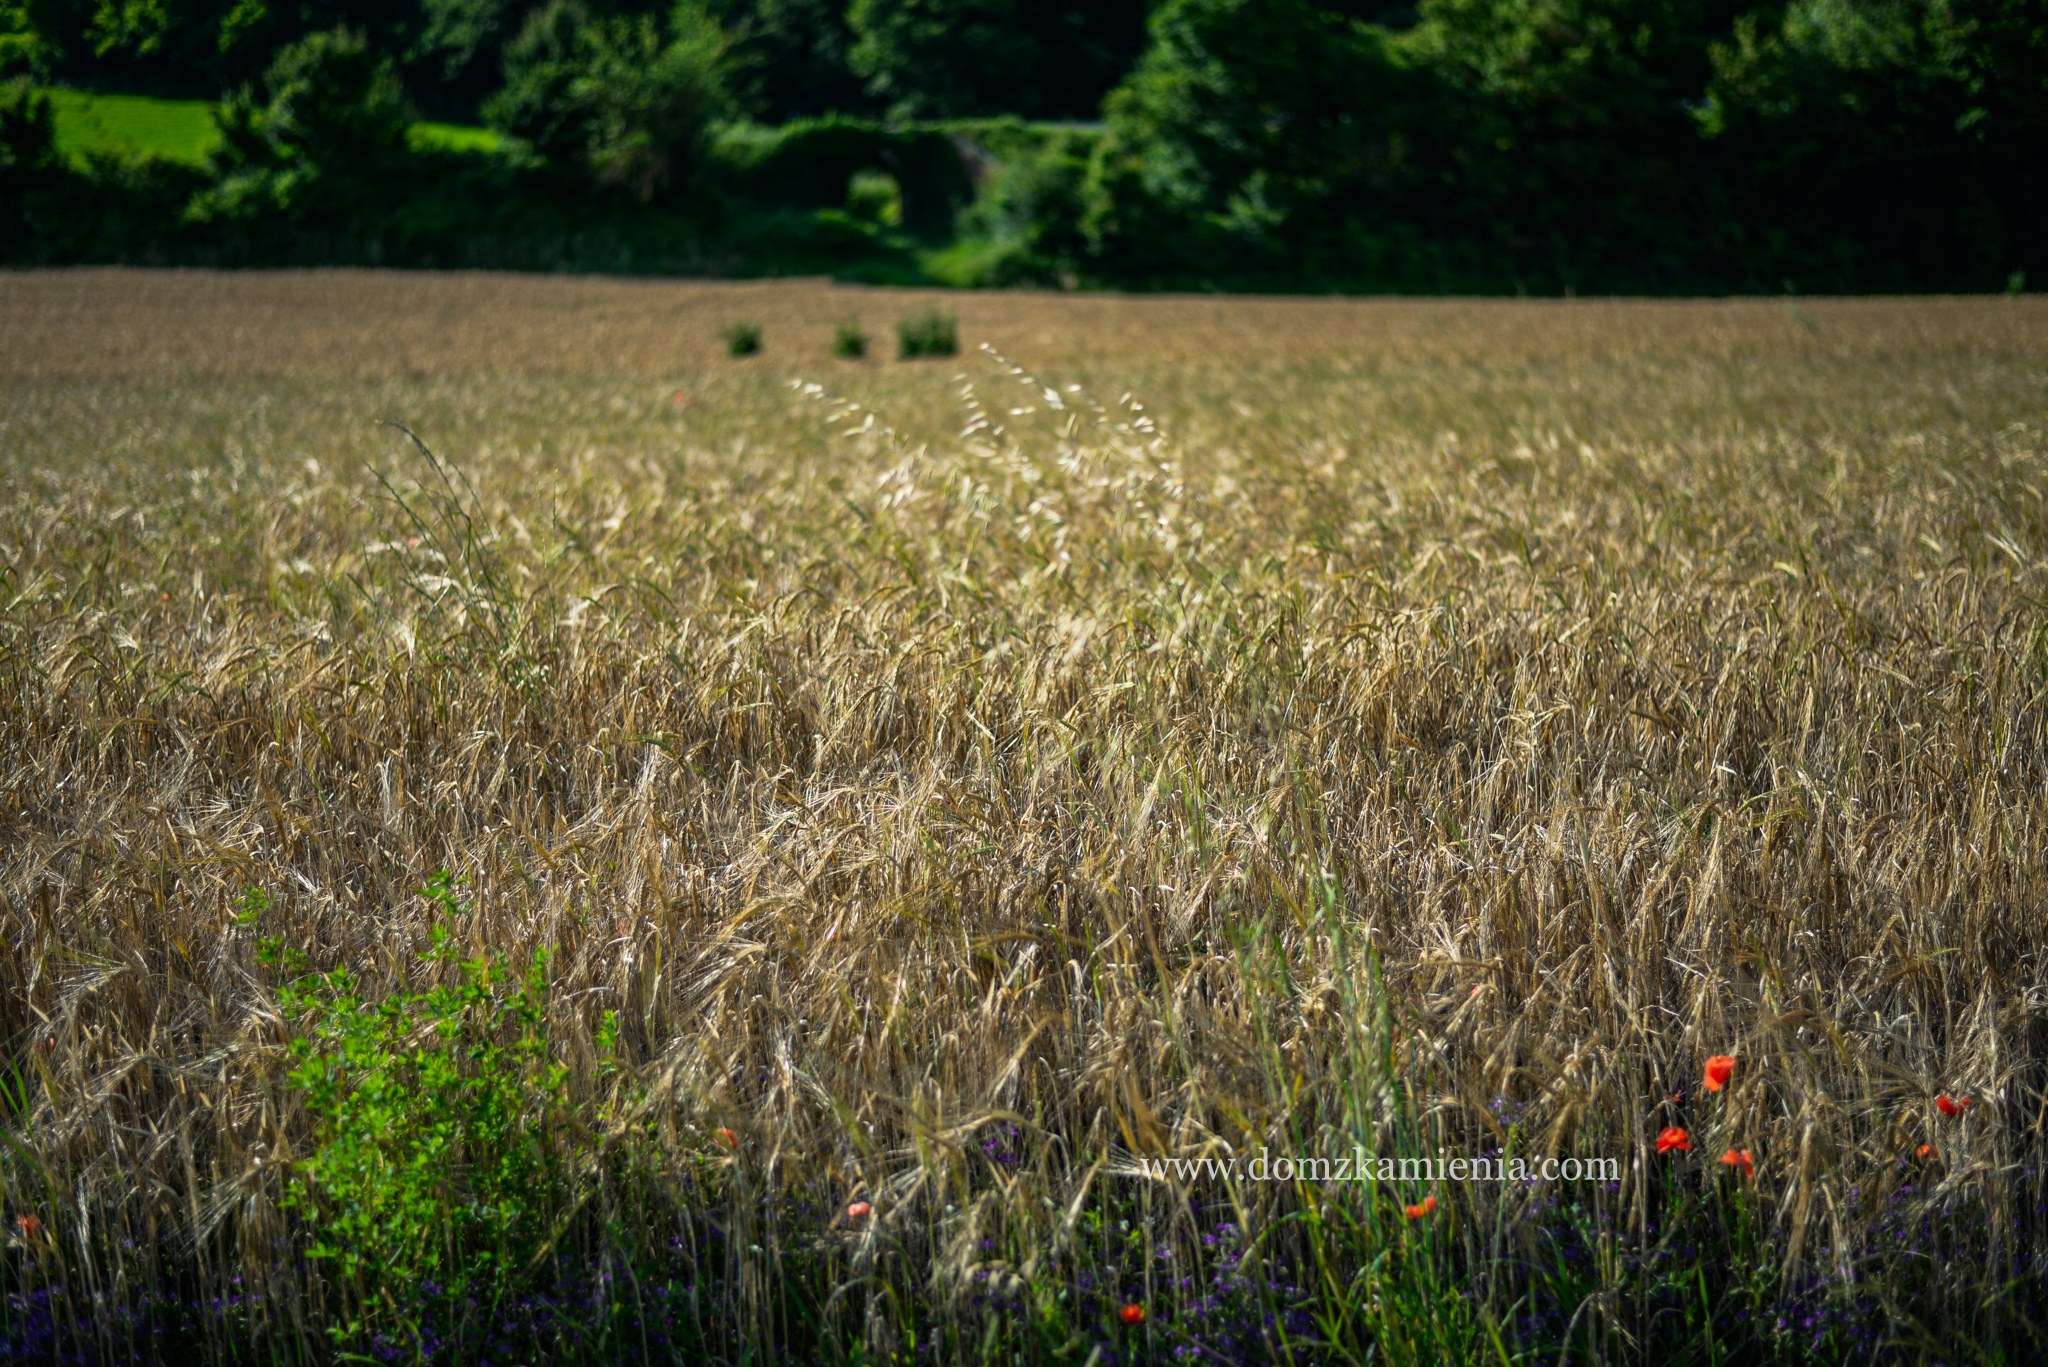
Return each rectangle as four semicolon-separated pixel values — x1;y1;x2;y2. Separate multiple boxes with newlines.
4;271;2048;1364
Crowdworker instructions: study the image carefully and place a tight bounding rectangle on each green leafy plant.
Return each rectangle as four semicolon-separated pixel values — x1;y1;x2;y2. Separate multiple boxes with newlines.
831;318;867;358
723;319;763;356
271;873;572;1344
895;305;956;358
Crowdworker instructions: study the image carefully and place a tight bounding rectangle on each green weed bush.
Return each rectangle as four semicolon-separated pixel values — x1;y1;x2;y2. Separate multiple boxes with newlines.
895;305;955;358
723;320;763;356
265;874;574;1344
832;318;867;357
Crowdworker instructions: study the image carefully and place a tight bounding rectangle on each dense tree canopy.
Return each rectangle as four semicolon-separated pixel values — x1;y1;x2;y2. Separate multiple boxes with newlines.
1082;0;2043;291
487;0;729;199
0;0;2041;290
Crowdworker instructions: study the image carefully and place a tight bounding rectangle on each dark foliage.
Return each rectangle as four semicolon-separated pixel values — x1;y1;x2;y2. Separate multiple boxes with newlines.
1;0;2041;291
486;0;728;202
845;0;1148;119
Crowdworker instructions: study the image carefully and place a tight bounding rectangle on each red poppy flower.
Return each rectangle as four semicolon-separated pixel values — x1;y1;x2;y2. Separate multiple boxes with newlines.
846;1200;872;1220
1403;1194;1438;1219
1703;1055;1736;1093
1119;1303;1146;1326
1719;1148;1755;1178
714;1127;738;1150
1936;1094;1973;1118
1656;1126;1691;1154
1916;1144;1938;1160
16;1214;44;1240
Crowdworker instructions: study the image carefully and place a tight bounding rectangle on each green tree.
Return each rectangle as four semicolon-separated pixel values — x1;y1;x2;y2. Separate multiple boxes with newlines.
192;26;414;224
1702;0;2044;289
412;0;522;112
712;0;869;119
1086;0;1431;282
259;22;412;159
0;77;60;249
846;0;1147;119
488;0;731;201
954;125;1093;283
847;0;1035;118
15;0;424;94
1088;0;1763;290
1;0;50;72
0;73;54;167
180;22;423;254
1394;0;1743;289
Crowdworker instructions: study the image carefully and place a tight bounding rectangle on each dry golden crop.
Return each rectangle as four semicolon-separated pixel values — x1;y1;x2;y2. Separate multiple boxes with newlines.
3;271;2048;1363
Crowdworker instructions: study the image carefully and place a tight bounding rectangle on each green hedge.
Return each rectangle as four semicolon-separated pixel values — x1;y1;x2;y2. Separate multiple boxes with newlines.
718;116;975;239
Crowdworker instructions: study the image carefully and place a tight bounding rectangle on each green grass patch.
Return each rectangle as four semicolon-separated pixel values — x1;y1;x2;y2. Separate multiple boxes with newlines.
40;88;505;168
408;119;507;155
44;88;221;166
